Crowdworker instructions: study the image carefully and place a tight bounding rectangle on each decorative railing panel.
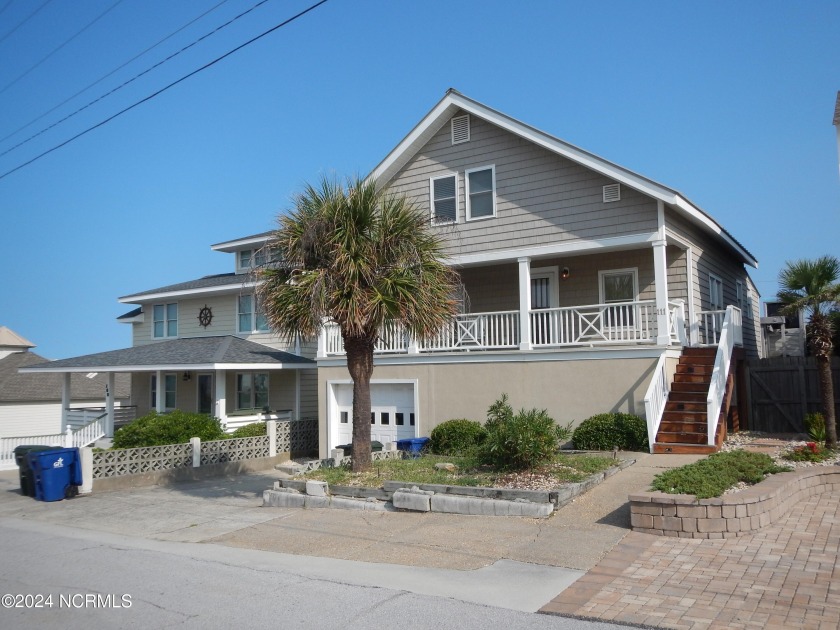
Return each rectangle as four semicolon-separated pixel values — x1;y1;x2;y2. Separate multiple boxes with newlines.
93;443;193;479
276;417;319;454
530;301;657;347
419;311;519;352
200;435;271;465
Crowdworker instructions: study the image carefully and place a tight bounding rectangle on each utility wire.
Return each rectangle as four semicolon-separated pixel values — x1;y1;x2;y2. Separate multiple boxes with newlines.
1;0;271;157
0;0;232;146
0;0;126;96
0;0;53;46
0;0;330;181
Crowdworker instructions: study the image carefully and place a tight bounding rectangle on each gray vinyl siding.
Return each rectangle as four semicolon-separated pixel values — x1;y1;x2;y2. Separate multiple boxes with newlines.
299;368;318;419
385;111;659;256
666;211;760;358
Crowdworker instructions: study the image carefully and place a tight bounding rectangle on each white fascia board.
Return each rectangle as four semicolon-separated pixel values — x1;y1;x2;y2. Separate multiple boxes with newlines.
119;282;258;304
673;196;758;267
20;362;315;374
451;232;658;267
211;235;272;253
117;314;144;324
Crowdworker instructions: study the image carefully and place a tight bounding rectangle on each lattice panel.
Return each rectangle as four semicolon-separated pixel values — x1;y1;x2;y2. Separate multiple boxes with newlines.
289;418;318;453
200;435;270;465
93;443;193;479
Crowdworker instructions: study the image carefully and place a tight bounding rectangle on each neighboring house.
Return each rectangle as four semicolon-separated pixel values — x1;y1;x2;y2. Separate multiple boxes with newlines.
0;327;129;438
21;90;762;457
761;302;806;358
20;247;319;435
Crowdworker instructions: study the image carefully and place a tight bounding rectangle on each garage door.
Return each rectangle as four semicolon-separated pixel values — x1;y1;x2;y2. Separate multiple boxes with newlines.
332;383;416;448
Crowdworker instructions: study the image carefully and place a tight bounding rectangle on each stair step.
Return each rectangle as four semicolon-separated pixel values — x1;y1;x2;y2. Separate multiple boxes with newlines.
659;421;707;433
653;443;719;454
671;382;709;394
675;364;714;375
663;410;706;421
672;373;712;385
665;401;706;412
680;347;718;357
656;432;708;444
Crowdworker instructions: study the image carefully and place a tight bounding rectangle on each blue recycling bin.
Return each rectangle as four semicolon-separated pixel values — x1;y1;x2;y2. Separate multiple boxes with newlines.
27;448;82;502
395;437;430;456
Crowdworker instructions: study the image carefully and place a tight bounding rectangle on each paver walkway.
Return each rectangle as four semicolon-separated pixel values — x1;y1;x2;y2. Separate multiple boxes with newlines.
541;489;840;629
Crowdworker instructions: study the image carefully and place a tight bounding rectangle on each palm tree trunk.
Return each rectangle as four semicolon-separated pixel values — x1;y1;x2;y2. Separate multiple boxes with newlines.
817;356;837;449
345;335;375;472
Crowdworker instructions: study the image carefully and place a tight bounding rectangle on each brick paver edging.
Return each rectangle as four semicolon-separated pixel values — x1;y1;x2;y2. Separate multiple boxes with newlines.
629;465;840;538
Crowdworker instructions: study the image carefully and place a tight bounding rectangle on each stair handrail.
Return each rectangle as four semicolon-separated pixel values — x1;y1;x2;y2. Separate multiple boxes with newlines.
643;351;670;453
706;305;740;445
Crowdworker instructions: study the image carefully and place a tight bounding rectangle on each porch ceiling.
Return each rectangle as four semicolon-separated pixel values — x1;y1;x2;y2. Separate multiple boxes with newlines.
18;336;315;373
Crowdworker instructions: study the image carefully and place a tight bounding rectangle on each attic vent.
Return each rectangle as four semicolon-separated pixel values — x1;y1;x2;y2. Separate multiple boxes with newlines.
603;183;621;203
451;115;470;145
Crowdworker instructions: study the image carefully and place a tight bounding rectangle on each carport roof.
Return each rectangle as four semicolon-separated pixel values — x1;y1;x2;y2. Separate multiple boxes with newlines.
18;336;316;373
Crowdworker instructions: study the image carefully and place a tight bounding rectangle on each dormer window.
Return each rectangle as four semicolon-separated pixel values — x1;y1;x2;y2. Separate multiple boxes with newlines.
238;248;267;271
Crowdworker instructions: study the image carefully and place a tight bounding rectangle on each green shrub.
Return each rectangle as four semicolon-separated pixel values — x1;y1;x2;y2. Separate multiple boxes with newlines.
804;413;826;444
429;419;487;455
650;450;790;498
112;410;226;449
230;422;268;438
783;443;833;462
477;394;560;471
572;412;648;451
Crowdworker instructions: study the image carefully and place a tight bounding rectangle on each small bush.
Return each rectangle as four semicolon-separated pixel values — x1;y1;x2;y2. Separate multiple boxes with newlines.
572;412;648;451
804;413;826;444
230;422;268;438
429;419;487;455
650;450;790;498
477;394;560;471
783;442;833;462
112;410;226;449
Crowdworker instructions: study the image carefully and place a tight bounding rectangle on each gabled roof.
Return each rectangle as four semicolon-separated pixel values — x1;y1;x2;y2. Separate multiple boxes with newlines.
0;351;130;402
19;336;315;373
370;89;757;268
119;273;250;303
0;326;34;349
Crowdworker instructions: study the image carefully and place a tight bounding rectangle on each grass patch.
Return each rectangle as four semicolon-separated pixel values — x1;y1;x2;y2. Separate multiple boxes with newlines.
302;453;617;488
650;451;791;499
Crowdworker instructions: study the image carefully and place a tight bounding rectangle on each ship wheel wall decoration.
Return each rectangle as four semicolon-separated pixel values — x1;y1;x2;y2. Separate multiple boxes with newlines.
197;305;213;328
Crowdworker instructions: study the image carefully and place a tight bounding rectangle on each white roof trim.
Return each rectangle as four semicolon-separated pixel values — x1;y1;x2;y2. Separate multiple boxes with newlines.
211;234;272;252
119;282;258;304
370;90;756;268
20;362;316;374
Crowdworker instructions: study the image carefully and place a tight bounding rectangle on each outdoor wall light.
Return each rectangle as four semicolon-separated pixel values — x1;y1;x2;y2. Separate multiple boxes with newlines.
561;267;570;280
183;371;192;382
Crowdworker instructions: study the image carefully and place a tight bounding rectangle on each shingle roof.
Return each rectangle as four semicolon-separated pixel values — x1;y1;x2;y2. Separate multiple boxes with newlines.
119;273;245;301
20;336;315;372
0;351;130;402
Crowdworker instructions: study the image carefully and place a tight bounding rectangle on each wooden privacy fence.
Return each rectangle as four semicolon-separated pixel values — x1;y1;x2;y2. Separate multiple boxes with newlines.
745;356;840;433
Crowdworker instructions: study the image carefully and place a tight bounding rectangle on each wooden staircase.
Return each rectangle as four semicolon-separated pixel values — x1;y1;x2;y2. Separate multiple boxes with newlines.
652;347;731;454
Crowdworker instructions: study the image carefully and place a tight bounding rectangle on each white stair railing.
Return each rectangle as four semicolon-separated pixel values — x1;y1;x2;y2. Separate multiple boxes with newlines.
706;305;741;445
0;414;108;471
643;352;670;452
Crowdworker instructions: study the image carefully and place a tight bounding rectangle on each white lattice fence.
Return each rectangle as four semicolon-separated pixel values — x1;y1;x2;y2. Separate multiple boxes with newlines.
276;418;318;454
93;443;193;479
200;435;271;465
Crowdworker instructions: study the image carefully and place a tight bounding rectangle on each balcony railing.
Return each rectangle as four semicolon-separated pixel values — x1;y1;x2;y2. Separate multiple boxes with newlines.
530;301;657;347
421;310;520;351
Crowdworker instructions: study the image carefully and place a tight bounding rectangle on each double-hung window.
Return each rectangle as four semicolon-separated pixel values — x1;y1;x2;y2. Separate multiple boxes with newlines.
150;374;177;410
236;373;269;411
465;165;496;220
430;174;457;224
153;303;178;338
599;268;639;327
238;294;269;333
709;274;724;311
238;248;266;271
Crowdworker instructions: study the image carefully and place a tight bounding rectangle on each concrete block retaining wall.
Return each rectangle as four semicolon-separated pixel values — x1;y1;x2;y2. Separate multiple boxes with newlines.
630;466;840;539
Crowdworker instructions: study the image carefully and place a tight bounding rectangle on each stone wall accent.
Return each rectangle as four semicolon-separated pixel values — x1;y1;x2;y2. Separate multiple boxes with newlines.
630;466;840;539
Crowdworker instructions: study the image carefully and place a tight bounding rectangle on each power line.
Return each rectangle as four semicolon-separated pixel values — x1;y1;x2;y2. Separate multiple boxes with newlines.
0;0;232;147
0;0;53;46
0;0;270;157
0;0;330;182
0;0;126;96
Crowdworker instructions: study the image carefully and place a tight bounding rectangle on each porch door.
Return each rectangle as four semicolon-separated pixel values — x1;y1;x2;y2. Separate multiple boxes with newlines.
197;373;213;415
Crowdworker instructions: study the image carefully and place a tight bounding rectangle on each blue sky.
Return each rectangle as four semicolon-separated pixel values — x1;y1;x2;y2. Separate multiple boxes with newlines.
0;0;837;359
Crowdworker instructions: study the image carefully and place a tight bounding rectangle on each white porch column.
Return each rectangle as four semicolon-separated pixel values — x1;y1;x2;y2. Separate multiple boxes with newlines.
61;373;70;429
518;256;532;351
652;239;671;346
216;369;227;422
686;246;699;346
316;324;328;358
105;372;115;437
155;370;165;413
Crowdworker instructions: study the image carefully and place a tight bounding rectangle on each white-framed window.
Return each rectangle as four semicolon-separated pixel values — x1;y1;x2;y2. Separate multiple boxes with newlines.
238;248;266;271
430;174;457;225
152;303;178;338
151;373;177;410
709;274;724;311
465;165;496;221
236;372;269;411
599;268;639;304
237;294;269;333
530;267;559;309
736;280;752;319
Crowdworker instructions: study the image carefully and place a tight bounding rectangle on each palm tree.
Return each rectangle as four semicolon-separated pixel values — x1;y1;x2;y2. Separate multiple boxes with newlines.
257;176;460;471
777;256;840;448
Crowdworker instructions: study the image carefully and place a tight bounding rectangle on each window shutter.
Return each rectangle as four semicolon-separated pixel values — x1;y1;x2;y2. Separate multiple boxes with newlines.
451;115;470;144
603;183;621;203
